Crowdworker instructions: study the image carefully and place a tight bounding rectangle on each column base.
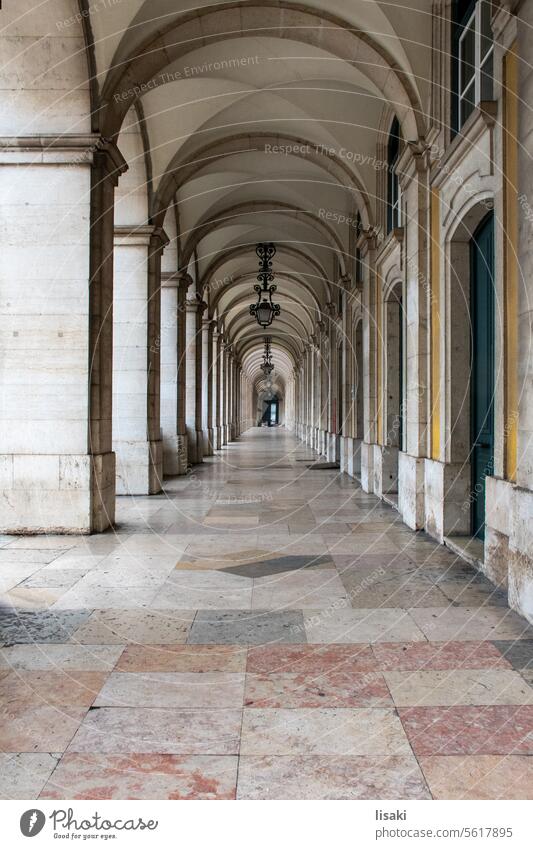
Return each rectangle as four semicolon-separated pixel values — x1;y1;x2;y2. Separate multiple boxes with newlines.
398;452;425;530
115;439;163;495
202;428;214;457
326;432;340;464
360;442;374;493
483;479;533;624
340;437;361;478
423;458;470;542
162;434;189;476
0;451;115;534
372;445;399;497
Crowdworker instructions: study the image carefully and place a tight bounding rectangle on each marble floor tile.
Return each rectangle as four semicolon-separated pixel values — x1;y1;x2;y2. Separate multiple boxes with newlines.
399;705;533;756
21;569;90;589
244;669;391;707
4;538;77;552
419;755;533;800
70;609;195;645
0;610;92;644
438;580;509;607
252;570;348;610
246;644;376;674
152;576;252;610
0;644;123;671
117;644;247;673
222;554;334;579
0;564;52;593
304;608;426;644
339;577;449;609
188;610;306;644
384;669;533;706
40;753;238;800
0;704;88;752
237;755;431;800
240;707;412;756
94;672;245;709
68;707;242;755
409;607;533;642
0;587;67;611
44;553;107;571
0;753;59;799
51;587;158;611
0;670;108;708
492;640;533;670
372;641;513;671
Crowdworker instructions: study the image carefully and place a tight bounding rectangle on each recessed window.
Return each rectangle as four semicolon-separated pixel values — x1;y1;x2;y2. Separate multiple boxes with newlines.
454;0;494;131
387;117;402;233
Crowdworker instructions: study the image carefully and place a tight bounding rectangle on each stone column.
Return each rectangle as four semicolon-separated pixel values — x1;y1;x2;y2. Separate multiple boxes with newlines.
228;348;236;441
176;274;191;472
509;2;533;621
185;297;205;464
160;272;180;475
234;359;241;437
220;339;228;445
361;234;378;492
0;135;126;533
212;327;222;449
201;317;214;456
112;225;168;495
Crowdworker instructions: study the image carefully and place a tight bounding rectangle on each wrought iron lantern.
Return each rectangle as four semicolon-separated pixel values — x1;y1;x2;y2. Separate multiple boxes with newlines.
260;336;274;375
250;243;280;328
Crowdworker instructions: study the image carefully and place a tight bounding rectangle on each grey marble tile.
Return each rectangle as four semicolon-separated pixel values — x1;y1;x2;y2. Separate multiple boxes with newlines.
188;610;306;645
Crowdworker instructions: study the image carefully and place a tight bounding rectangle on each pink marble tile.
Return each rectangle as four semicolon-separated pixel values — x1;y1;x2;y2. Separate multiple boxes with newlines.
419;755;533;800
244;670;391;708
0;705;88;752
247;644;375;674
372;641;513;671
40;753;238;800
238;755;430;799
68;707;242;754
0;670;108;709
116;644;246;673
399;705;533;756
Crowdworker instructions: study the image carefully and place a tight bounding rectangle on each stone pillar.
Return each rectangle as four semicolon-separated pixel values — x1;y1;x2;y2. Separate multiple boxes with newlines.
176;274;191;472
185;297;205;464
160;272;180;475
201;317;214;456
0;135;126;533
220;339;228;445
228;349;236;440
361;235;378;492
113;225;168;495
212;328;222;449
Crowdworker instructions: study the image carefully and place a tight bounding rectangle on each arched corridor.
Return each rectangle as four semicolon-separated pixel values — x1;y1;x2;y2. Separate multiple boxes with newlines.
2;0;533;802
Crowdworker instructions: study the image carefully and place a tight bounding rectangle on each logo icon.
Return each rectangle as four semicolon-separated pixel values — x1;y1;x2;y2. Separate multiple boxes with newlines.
20;810;46;837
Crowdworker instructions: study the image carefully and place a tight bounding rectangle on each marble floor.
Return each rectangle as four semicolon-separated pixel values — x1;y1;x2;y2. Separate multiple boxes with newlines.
1;428;533;800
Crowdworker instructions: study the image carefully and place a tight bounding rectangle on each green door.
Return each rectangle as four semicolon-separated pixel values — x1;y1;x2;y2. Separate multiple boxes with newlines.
470;212;495;539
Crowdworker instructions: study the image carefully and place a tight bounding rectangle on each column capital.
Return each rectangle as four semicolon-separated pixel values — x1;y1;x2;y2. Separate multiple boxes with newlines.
0;135;127;182
161;271;181;288
114;224;168;248
185;296;207;313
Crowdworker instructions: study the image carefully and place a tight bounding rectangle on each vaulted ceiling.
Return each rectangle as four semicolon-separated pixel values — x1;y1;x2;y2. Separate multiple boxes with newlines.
85;0;433;393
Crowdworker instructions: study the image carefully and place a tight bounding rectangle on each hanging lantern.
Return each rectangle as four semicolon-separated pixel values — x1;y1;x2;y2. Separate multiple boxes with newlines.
260;335;274;375
250;243;280;328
